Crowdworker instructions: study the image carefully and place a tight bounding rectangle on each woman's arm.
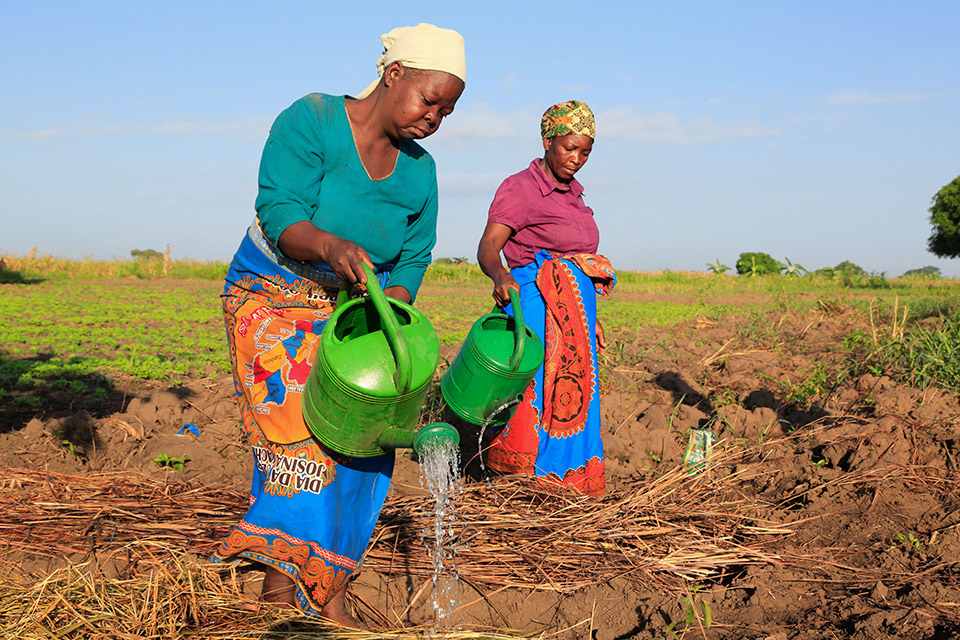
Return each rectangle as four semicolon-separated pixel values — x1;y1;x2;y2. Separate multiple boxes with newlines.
277;221;375;285
278;222;410;302
477;221;520;307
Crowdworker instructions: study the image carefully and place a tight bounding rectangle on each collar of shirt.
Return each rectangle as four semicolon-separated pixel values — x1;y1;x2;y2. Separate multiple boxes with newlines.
528;159;585;198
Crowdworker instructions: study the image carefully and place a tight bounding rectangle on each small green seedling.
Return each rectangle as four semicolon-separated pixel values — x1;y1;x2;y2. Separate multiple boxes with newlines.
153;452;190;472
653;589;713;640
811;458;826;470
61;440;85;463
715;388;737;408
899;532;922;550
683;593;712;630
887;532;922;552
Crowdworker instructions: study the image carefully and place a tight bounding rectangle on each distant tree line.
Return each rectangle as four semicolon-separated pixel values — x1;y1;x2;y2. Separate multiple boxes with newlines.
706;253;942;280
130;249;164;260
707;178;960;280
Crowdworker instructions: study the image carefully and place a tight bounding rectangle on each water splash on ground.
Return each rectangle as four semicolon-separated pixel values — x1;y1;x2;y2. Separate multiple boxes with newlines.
417;434;462;626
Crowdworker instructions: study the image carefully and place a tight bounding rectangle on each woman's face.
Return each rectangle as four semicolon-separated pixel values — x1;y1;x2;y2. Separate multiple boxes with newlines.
384;64;464;141
541;134;594;184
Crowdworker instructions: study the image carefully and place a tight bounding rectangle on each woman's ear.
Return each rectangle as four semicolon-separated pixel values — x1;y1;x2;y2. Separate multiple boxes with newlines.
382;61;405;88
542;137;552;154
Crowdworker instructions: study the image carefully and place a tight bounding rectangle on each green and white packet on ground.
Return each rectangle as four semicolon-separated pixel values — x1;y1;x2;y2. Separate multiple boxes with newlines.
684;428;716;475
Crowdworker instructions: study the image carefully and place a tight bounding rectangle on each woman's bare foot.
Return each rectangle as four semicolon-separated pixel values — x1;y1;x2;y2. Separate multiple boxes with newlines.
260;568;361;628
320;584;361;628
260;567;297;608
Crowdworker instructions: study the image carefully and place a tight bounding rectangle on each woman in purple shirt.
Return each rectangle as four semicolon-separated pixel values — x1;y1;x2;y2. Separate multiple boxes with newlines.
476;101;616;496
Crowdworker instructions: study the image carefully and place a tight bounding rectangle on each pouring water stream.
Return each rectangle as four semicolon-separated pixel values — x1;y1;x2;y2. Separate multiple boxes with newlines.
417;433;462;625
476;398;522;476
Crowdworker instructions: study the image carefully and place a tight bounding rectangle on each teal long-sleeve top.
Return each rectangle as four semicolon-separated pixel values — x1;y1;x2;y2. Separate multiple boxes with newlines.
255;93;438;301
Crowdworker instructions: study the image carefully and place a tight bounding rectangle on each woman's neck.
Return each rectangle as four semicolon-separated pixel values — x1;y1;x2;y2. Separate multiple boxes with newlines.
539;157;571;185
345;96;400;180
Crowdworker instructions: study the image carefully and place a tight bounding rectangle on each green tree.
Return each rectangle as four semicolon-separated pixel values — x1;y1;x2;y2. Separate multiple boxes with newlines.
735;252;782;276
131;249;163;260
833;260;867;277
927;176;960;258
902;266;941;278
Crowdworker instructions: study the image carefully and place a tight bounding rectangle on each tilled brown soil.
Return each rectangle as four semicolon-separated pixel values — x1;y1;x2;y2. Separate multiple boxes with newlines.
2;288;960;639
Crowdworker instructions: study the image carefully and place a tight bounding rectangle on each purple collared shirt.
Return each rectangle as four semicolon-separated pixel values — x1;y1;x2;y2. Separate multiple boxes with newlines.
487;159;600;269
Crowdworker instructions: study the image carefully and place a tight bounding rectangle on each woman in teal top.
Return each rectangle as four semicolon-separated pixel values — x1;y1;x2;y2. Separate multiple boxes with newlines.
211;24;465;627
255;92;440;299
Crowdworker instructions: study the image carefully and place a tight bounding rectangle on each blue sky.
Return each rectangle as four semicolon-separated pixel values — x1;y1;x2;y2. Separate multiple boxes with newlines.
3;1;959;276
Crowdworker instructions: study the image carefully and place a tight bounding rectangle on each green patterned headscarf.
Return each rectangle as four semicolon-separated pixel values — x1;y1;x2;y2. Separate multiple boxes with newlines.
540;100;596;140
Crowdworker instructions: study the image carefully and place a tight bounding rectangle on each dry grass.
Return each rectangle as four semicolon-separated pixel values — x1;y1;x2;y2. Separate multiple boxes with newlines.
370;454;792;593
0;550;542;639
1;549;275;639
0;443;829;638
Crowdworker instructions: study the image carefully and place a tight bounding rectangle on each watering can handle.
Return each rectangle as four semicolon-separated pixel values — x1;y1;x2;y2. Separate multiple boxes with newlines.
336;283;351;308
338;265;412;394
507;288;526;371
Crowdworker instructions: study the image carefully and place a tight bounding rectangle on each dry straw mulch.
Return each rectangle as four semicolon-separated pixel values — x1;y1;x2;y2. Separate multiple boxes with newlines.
0;446;796;638
371;457;792;593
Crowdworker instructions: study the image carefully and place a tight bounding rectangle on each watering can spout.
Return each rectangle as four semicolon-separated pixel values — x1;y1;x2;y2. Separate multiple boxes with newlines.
374;422;460;455
414;422;460;456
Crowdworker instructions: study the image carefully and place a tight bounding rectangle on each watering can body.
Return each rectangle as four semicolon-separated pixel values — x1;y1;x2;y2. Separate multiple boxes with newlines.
441;289;544;427
302;265;441;457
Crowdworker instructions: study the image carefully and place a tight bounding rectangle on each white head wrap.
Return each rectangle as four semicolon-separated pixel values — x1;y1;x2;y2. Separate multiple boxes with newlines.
356;23;466;99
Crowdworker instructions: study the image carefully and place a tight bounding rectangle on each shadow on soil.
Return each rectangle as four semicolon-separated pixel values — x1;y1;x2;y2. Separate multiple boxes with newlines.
0;354;126;441
0;262;43;284
654;368;827;438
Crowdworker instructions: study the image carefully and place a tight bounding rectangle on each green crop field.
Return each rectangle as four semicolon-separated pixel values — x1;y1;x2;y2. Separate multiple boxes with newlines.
2;255;959;399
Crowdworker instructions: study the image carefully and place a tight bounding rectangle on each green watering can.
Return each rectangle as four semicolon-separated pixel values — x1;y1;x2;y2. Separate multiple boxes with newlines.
441;288;545;427
302;264;458;457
